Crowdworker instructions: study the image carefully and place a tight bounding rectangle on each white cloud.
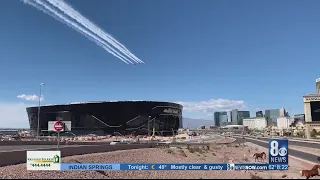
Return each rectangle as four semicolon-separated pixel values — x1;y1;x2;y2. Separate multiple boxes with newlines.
17;94;44;102
176;98;247;114
0;103;31;128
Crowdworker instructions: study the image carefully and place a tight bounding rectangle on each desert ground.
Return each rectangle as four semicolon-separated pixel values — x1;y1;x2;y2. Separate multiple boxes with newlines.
0;138;318;179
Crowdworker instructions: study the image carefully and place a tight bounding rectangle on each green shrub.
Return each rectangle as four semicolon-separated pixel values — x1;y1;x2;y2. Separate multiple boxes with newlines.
165;149;175;154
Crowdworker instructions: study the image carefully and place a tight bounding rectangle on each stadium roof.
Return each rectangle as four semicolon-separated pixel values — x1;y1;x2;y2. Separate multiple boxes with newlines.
28;101;182;108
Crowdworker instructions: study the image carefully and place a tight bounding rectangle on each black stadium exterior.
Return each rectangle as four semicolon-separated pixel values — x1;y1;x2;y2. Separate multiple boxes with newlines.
26;101;183;136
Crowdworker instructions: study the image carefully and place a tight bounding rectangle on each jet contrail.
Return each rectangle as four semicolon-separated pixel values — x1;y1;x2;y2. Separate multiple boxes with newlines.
23;1;130;65
45;0;144;64
22;0;142;64
24;0;132;64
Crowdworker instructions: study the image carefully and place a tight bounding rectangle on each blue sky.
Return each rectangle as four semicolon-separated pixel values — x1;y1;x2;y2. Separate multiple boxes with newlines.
0;0;319;128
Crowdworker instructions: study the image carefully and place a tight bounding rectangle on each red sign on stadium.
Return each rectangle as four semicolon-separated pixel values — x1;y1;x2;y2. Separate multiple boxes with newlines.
54;121;64;132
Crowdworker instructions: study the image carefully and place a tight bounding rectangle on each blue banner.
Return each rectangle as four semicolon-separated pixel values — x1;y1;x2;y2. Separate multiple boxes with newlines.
60;164;288;171
228;164;288;171
120;164;227;170
61;164;120;171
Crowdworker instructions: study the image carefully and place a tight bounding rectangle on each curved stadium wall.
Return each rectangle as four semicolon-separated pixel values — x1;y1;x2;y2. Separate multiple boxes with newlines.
26;101;183;136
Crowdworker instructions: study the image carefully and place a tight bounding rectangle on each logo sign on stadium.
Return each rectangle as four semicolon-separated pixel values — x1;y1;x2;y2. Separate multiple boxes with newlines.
27;151;61;170
163;108;181;115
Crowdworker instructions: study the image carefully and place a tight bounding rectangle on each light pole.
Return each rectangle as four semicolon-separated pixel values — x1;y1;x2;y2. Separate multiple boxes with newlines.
148;116;151;137
37;83;45;140
152;117;156;137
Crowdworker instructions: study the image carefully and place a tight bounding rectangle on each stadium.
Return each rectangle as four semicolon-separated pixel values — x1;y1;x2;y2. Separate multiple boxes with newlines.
26;101;183;136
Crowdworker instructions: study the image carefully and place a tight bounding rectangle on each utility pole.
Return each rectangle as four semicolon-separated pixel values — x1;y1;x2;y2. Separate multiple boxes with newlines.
37;83;45;140
152;117;156;137
148;116;151;137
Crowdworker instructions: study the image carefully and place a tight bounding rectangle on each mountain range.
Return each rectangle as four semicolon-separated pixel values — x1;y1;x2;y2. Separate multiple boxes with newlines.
182;117;214;129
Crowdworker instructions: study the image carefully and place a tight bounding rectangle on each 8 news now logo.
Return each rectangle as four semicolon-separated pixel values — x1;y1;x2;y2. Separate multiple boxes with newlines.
268;139;288;164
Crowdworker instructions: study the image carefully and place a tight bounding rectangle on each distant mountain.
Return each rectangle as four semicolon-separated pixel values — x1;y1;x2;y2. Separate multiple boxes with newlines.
182;117;214;129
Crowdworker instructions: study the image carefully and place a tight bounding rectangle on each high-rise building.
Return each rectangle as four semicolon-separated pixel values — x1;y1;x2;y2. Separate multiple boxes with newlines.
230;109;250;125
214;112;228;127
280;107;287;117
256;111;263;117
230;109;238;125
265;109;280;126
214;112;220;127
238;111;250;125
316;78;320;94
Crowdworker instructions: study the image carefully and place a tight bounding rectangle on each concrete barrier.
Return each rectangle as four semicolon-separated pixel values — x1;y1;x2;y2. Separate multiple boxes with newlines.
0;144;152;167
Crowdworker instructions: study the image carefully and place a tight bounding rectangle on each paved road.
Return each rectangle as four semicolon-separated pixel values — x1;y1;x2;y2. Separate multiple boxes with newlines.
234;135;320;149
235;138;319;164
186;135;221;143
0;145;80;152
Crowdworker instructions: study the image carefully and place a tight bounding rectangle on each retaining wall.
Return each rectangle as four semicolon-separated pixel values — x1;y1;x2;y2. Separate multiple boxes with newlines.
0;144;152;167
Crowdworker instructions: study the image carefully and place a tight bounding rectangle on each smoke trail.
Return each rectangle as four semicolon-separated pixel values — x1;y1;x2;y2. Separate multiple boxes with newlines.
46;0;142;63
51;0;144;64
45;0;144;64
23;0;134;64
28;0;133;64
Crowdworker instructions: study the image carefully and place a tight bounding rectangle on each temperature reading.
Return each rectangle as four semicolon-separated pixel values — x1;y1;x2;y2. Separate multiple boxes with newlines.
158;165;167;170
268;165;275;170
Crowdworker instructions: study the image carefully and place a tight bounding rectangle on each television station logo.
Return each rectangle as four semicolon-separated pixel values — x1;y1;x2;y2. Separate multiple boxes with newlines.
227;164;235;170
268;139;288;165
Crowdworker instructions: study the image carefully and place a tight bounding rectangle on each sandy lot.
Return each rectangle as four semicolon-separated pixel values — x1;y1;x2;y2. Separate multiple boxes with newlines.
0;141;318;179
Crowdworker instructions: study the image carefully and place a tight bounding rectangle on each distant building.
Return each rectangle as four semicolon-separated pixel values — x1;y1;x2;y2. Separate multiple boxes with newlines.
277;117;295;130
214;112;219;127
230;109;250;125
256;111;263;117
280;107;287;117
214;112;228;127
243;117;267;130
265;109;280;126
303;79;320;139
293;114;305;127
230;110;238;125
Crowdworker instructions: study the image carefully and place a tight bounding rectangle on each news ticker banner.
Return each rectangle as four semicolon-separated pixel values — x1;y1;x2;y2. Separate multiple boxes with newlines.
27;163;289;171
62;163;289;171
26;139;289;171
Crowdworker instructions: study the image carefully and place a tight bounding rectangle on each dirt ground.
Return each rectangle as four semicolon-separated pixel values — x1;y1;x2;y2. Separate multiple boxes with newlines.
0;141;318;179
